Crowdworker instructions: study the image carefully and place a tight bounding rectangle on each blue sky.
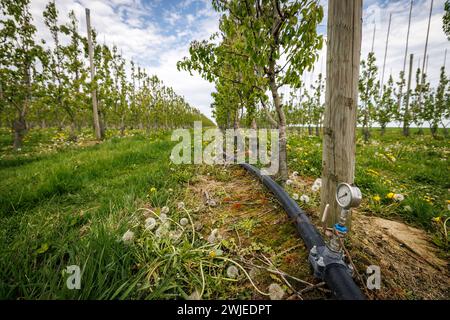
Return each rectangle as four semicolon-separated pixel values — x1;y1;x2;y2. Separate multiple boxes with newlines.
30;0;449;120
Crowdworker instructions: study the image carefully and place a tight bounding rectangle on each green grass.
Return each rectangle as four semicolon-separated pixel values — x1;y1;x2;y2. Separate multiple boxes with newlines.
0;128;245;299
0;126;448;299
287;127;450;251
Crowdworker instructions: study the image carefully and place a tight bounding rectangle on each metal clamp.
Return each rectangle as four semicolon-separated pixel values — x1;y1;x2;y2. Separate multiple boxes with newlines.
308;245;353;279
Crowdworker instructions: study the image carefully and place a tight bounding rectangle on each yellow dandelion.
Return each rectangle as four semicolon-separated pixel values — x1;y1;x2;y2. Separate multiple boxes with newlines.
209;250;216;258
387;192;395;199
432;216;441;223
373;195;381;202
150;187;157;193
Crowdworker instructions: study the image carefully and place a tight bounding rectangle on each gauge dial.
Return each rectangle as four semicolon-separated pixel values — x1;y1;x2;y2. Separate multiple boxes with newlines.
336;183;362;209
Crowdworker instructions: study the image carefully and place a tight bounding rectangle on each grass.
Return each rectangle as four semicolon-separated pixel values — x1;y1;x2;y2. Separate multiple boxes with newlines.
0;128;247;299
286;127;450;251
0;126;448;299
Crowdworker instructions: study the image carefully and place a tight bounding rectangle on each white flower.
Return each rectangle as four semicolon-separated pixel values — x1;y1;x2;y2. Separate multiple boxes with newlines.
292;171;299;177
159;213;169;222
300;195;310;204
187;289;202;300
161;206;170;214
122;230;134;244
393;194;405;202
268;283;285;300
292;193;299;200
226;265;239;278
313;178;322;188
180;218;189;226
145;217;157;230
286;179;293;186
177;202;185;210
312;184;320;192
403;205;413;212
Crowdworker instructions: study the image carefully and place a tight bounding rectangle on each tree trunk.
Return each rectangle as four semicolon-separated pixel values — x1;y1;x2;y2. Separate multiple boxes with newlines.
251;118;257;130
320;0;362;228
234;108;240;130
269;62;288;181
430;124;438;138
13;60;32;149
69;120;77;141
363;125;370;142
380;124;386;136
13;115;26;150
120;116;125;136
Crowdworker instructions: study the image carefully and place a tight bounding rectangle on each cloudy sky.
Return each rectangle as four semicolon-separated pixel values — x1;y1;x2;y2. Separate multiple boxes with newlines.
28;0;449;120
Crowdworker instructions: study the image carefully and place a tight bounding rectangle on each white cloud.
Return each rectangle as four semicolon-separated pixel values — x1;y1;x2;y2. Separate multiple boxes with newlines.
27;0;449;122
28;0;219;119
306;0;449;90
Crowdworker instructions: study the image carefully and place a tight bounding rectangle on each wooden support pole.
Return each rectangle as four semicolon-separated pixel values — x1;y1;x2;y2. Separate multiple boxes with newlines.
371;22;376;53
320;0;362;228
418;0;434;109
380;13;392;95
444;48;447;70
398;0;413;112
403;0;413;74
85;8;102;140
403;54;414;137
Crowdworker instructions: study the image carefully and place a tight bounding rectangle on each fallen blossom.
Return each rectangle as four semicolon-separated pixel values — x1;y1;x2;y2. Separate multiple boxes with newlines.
226;265;239;278
145;217;157;230
180;218;189;226
122;230;134;244
161;206;170;214
300;195;310;204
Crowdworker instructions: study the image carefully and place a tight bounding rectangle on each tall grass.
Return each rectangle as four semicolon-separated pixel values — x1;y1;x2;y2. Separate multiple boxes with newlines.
0;130;250;299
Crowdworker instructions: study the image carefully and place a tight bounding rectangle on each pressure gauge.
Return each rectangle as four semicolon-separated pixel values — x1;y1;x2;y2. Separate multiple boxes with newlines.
336;183;362;209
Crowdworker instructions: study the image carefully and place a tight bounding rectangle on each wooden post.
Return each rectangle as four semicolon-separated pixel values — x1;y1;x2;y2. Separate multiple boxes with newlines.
403;54;414;137
320;0;362;228
403;0;413;74
398;0;413;111
380;13;392;95
85;8;102;140
444;48;447;70
418;0;433;109
371;23;376;53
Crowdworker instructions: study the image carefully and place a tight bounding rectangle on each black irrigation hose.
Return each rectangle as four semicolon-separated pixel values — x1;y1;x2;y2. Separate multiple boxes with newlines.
240;163;365;300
